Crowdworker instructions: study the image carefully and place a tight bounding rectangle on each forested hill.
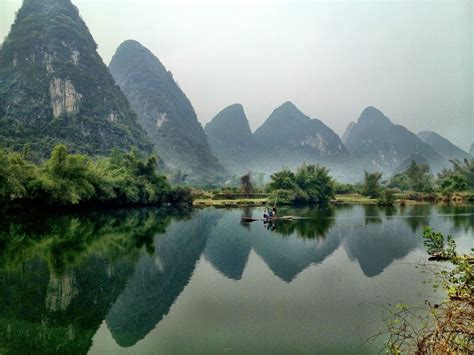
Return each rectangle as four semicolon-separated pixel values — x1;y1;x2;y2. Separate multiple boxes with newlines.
0;0;151;158
109;40;227;185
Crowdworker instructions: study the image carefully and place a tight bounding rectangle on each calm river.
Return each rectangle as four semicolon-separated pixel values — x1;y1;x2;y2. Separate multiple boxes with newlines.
0;204;472;354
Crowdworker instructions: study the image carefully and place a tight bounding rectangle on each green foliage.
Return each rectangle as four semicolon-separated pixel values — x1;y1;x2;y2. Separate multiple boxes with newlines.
333;182;357;194
387;173;411;191
267;164;335;205
0;145;191;208
377;189;396;206
437;158;474;194
377;228;472;353
0;149;37;203
362;171;383;198
389;161;434;193
268;168;296;191
405;161;434;192
422;227;472;300
422;226;456;259
240;172;253;197
0;0;151;157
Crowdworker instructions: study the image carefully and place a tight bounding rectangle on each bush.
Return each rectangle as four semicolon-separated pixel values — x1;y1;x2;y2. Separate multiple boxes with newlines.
267;164;335;205
362;171;383;198
377;189;396;206
0;144;191;208
334;182;356;194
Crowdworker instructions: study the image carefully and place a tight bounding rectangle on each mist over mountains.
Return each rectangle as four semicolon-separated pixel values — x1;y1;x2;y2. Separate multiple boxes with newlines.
205;103;470;182
0;0;470;184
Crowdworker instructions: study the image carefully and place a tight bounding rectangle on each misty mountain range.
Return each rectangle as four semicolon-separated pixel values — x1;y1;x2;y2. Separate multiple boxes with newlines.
0;0;471;184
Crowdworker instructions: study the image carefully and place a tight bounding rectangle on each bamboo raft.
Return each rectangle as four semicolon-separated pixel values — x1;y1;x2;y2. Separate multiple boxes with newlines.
241;216;300;223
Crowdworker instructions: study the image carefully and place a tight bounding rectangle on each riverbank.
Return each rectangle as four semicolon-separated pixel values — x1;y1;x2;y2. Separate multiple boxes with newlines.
193;192;473;207
193;198;269;207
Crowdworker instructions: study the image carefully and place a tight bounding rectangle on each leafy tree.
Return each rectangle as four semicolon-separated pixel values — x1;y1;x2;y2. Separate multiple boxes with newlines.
0;149;36;203
388;161;434;192
437;158;474;192
240;172;253;197
405;161;433;192
294;164;335;204
267;164;334;204
387;173;411;191
362;171;383;198
334;182;356;194
0;144;191;208
377;189;396;206
268;168;296;191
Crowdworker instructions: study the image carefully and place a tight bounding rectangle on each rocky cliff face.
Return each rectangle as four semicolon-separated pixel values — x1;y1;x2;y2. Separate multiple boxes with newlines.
418;131;472;161
49;78;82;118
0;0;151;156
344;106;441;173
109;40;227;184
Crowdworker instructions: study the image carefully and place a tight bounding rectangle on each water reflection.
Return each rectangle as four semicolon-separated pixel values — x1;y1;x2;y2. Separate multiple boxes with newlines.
106;210;223;347
0;204;472;353
403;204;433;233
0;208;188;354
205;212;251;280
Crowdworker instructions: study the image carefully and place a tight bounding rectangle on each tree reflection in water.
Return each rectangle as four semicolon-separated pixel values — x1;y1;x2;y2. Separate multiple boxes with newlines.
0;204;472;353
0;208;188;354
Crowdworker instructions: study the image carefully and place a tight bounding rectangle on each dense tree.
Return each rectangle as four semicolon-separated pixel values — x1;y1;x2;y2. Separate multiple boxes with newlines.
267;164;335;204
240;173;253;197
438;158;474;193
0;145;192;208
268;168;297;191
362;171;383;198
388;161;434;192
405;161;434;192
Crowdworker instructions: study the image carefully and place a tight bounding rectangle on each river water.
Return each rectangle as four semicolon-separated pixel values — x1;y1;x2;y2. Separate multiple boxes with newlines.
0;204;472;354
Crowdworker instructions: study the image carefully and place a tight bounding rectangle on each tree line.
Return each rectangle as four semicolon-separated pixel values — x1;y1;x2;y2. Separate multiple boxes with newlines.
0;144;192;208
241;158;474;205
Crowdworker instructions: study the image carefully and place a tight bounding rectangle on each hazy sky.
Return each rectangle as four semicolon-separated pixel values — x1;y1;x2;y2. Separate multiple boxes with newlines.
1;0;473;150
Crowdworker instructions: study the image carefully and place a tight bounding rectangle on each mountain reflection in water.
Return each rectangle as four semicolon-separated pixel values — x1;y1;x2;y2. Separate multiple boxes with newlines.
0;204;472;354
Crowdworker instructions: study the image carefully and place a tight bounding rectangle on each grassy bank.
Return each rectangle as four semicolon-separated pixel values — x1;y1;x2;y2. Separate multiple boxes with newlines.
193;192;473;208
193;197;268;207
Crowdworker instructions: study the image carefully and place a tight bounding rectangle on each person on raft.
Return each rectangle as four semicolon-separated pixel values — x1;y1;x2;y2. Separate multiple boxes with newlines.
272;205;277;217
263;207;273;220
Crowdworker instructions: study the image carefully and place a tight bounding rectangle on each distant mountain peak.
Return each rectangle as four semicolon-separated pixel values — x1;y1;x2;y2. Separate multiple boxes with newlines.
342;121;356;144
212;103;246;121
417;130;471;161
344;108;441;173
109;40;227;184
226;103;244;110
275;101;304;115
205;103;252;137
205;104;254;171
358;106;392;126
120;39;143;47
263;101;310;127
254;102;348;157
280;101;298;109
